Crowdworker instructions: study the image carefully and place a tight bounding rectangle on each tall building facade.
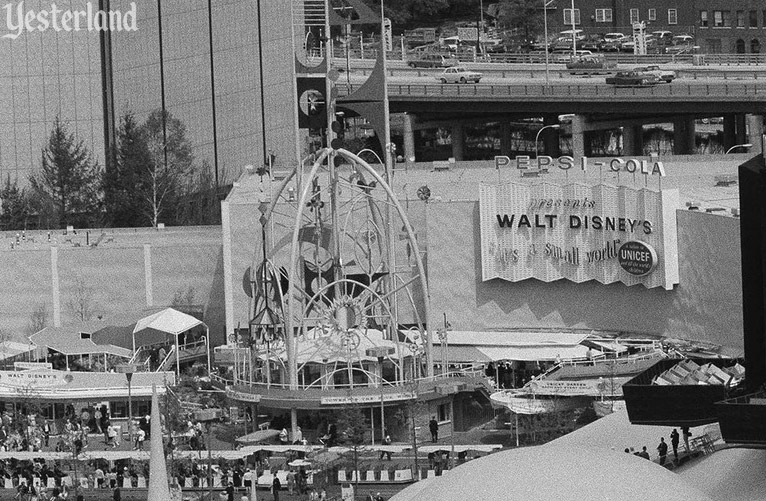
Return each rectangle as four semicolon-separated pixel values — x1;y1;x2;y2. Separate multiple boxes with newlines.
0;0;105;184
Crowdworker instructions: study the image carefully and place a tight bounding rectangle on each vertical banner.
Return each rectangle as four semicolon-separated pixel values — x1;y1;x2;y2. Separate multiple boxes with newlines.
384;18;393;52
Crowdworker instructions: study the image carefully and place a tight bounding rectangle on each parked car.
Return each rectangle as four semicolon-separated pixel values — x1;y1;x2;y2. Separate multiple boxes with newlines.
436;66;482;84
634;65;676;83
605;71;660;87
407;53;458;68
580;35;605;52
566;55;617;74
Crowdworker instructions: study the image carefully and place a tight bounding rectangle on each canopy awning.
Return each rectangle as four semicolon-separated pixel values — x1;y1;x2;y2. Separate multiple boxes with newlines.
30;327;132;358
477;345;590;362
442;346;492;363
132;308;206;349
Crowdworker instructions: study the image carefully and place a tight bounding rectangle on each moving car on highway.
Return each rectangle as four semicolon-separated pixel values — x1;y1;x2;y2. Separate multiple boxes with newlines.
605;71;660;87
436;66;482;84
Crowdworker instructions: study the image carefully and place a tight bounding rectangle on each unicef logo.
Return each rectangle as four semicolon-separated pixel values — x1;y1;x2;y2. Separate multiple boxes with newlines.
618;241;658;277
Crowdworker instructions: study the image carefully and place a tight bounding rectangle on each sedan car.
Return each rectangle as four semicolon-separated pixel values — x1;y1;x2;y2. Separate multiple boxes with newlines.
634;65;676;83
436;66;482;84
605;71;660;87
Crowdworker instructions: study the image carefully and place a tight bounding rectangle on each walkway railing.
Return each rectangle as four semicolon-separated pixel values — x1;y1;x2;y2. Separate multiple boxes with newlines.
337;81;766;101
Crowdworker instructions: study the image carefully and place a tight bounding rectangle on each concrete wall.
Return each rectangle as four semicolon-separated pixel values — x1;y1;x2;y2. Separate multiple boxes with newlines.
0;227;225;345
428;201;743;351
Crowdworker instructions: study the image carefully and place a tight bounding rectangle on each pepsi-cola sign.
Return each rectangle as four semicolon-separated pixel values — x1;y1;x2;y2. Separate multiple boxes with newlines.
618;240;658;277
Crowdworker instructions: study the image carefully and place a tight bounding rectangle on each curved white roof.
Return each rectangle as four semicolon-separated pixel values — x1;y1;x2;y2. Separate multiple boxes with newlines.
390;446;714;501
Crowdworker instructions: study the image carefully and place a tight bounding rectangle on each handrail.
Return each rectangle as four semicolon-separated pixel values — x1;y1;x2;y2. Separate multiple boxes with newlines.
157;345;176;372
179;339;207;352
128;346;143;365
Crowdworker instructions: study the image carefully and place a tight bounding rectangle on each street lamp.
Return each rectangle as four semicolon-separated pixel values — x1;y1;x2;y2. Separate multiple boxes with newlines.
543;0;555;85
726;143;753;154
195;408;222;501
366;346;395;445
116;363;139;445
570;0;577;55
535;124;561;158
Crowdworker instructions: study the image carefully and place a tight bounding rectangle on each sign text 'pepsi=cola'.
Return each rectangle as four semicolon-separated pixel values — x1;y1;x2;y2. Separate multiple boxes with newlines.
494;155;666;177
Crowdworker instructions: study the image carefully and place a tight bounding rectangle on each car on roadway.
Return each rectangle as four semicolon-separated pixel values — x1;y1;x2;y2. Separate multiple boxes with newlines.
436;66;482;84
634;65;676;83
566;55;617;74
605;71;660;87
406;53;459;68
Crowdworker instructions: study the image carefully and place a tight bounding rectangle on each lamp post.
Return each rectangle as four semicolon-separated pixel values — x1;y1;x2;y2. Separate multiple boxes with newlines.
535;124;561;158
116;363;139;445
726;143;753;153
543;0;555;85
366;346;395;445
570;0;577;55
195;408;222;501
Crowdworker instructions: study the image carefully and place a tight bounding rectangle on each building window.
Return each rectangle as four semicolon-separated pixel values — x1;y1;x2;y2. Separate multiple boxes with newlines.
737;11;745;28
714;11;730;28
563;9;581;25
596;9;612;22
630;8;639;23
437;403;450;422
668;9;678;25
749;11;757;28
736;39;746;53
648;9;656;21
752;39;761;53
700;10;708;27
706;38;722;53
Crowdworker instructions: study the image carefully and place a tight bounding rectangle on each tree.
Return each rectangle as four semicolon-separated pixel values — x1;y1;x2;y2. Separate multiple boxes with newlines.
0;175;29;231
66;276;96;322
30;117;101;228
103;111;152;227
140;109;194;227
497;0;544;44
27;304;49;336
336;405;368;493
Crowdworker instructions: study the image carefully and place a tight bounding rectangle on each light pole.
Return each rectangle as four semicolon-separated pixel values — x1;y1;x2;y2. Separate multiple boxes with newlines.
116;363;139;445
570;0;577;55
195;408;222;501
366;346;395;445
535;124;561;158
543;0;555;85
726;143;753;153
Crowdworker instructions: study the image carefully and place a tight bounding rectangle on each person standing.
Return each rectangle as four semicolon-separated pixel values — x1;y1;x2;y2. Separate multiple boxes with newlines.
657;438;668;465
638;446;650;459
286;470;296;495
43;419;51;448
670;428;680;460
271;475;281;501
429;417;439;443
112;486;121;501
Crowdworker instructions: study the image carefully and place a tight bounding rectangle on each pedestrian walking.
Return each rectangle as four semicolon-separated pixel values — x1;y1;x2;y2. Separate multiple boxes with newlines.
657;437;668;465
670;428;680;460
271;475;281;501
429;417;439;443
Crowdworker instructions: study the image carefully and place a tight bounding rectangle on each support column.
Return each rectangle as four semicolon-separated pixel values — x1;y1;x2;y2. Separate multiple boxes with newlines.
221;201;235;344
735;114;747;146
571;115;586;160
403;113;416;163
746;114;764;155
542;116;560;157
500;121;513;156
451;123;465;161
723;114;737;150
673;117;696;155
621;125;644;156
143;244;153;307
51;246;60;327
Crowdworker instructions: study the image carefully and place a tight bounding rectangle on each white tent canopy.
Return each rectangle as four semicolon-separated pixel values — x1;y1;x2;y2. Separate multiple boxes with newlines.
132;308;208;375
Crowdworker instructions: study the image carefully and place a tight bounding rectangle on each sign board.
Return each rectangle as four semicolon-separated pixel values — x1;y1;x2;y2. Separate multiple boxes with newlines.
13;362;52;371
479;183;679;290
383;18;393;52
527;379;606;396
0;370;70;388
321;392;415;406
226;388;262;403
458;27;479;42
618;240;658;276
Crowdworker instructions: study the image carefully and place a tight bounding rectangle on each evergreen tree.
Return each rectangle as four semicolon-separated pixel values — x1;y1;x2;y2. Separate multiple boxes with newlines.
30;117;101;228
104;111;152;227
0;175;29;231
141;109;194;227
